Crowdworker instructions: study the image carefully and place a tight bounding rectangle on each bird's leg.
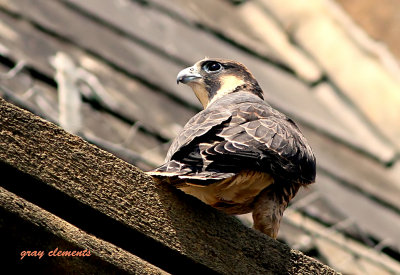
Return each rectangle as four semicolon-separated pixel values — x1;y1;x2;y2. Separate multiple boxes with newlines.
252;182;299;239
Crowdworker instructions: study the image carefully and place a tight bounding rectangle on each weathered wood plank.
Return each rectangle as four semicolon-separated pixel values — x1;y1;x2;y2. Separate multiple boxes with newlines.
282;209;400;274
57;0;395;227
135;0;397;162
335;0;400;62
1;0;394;163
259;0;400;150
315;172;400;249
78;54;195;140
64;0;319;84
300;124;400;212
0;0;199;107
143;0;322;82
313;83;395;162
0;97;338;274
61;0;328;129
0;186;169;275
0;56;165;169
65;0;251;65
1;0;399;261
0;7;195;140
1;0;398;215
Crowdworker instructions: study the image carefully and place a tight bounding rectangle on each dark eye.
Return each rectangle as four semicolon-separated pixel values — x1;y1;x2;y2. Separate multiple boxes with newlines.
203;62;222;73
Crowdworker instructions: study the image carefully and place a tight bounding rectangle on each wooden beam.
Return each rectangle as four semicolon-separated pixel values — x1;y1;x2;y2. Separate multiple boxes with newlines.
0;97;338;274
0;185;168;274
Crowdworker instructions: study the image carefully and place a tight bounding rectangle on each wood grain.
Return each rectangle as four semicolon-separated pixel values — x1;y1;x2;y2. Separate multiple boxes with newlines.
0;97;338;274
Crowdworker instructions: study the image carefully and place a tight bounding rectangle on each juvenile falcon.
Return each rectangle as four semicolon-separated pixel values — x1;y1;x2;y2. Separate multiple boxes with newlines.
147;58;316;238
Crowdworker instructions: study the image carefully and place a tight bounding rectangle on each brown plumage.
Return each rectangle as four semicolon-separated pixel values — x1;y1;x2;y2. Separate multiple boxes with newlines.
146;58;316;238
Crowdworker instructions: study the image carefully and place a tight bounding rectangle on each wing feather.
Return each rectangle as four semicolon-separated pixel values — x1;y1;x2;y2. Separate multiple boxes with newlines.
150;93;315;186
165;108;231;160
209;102;315;184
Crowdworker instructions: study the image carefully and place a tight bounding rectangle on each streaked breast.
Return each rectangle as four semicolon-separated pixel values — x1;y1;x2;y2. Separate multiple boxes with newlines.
179;170;274;214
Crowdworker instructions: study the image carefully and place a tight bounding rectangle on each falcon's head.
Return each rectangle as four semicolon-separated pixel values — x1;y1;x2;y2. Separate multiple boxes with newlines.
177;58;263;109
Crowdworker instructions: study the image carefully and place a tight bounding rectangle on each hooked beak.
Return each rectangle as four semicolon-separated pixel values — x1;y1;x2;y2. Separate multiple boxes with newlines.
176;66;202;84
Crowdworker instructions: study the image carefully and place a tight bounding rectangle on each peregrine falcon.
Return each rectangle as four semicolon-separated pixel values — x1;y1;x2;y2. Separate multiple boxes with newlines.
147;58;316;238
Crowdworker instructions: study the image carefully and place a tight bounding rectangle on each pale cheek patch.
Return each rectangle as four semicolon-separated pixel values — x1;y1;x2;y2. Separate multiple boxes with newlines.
208;76;245;107
189;82;209;109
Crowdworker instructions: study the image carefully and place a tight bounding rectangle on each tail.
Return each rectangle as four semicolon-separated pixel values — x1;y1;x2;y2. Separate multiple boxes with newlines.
252;181;300;239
